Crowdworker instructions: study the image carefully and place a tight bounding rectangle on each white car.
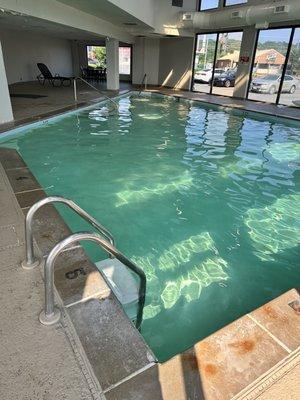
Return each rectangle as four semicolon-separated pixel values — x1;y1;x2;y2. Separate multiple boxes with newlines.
194;68;225;84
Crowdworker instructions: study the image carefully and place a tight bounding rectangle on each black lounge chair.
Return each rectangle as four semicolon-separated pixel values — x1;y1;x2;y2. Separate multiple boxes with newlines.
37;63;73;87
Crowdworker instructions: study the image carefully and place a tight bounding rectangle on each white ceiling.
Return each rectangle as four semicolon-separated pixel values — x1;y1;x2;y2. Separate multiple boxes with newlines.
56;0;151;28
0;10;107;41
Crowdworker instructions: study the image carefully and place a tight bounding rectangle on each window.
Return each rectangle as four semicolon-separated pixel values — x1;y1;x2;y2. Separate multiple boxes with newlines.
87;46;106;69
212;31;243;97
192;31;243;98
278;28;300;107
85;45;132;77
248;28;292;104
199;0;219;11
119;46;131;75
192;33;218;93
224;0;247;6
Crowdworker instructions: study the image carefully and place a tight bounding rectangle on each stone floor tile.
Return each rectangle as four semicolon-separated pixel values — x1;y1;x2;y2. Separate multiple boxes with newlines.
5;166;41;193
30;203;72;256
105;365;164;400
250;289;300;352
68;296;156;391
0;148;26;170
16;188;47;209
193;315;289;400
105;349;207;400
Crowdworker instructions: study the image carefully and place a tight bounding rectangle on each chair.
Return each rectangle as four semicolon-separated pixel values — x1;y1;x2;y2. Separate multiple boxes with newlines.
37;63;73;87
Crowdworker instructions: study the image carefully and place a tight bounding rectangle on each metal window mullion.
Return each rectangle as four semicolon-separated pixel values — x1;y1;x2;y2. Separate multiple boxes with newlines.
246;29;259;100
191;34;198;92
275;27;295;105
210;33;220;95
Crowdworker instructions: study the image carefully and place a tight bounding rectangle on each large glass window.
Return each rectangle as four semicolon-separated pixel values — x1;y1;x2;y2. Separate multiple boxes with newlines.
87;46;106;69
85;45;131;77
192;31;243;97
212;31;243;97
224;0;247;6
278;28;300;107
248;28;292;104
199;0;219;11
192;33;218;93
119;46;131;75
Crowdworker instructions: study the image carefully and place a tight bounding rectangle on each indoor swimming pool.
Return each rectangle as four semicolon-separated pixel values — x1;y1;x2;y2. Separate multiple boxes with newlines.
1;92;299;361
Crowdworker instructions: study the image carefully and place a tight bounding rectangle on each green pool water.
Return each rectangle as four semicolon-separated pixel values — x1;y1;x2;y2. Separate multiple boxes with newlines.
1;93;299;361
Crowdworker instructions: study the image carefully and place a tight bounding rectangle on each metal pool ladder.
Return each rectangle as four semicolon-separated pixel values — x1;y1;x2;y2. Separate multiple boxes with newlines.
21;195;115;269
138;73;147;95
21;196;146;330
73;76;119;113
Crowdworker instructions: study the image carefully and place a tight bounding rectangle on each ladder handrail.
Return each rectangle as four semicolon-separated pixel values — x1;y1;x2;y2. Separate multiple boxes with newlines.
138;73;147;95
74;76;119;110
21;196;115;269
39;231;146;330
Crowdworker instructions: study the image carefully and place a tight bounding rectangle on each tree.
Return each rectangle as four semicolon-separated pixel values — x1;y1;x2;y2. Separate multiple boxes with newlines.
288;43;300;77
93;47;107;68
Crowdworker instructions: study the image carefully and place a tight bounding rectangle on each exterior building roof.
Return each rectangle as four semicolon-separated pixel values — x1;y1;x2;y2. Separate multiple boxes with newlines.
254;49;285;65
216;49;286;66
217;50;240;62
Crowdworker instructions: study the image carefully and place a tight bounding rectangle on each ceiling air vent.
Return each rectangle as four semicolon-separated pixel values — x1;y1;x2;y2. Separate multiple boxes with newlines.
172;0;183;7
182;13;193;21
231;10;242;19
274;5;290;14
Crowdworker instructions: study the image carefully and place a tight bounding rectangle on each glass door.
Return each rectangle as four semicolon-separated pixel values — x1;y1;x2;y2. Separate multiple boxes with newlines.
247;28;292;104
192;31;243;98
192;33;218;94
278;28;300;107
212;31;243;97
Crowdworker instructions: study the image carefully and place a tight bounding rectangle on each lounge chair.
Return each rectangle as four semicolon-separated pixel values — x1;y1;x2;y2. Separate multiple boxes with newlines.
37;63;73;87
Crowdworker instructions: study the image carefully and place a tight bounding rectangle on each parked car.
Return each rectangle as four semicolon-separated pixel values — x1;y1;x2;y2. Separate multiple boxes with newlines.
250;74;298;94
213;70;236;87
194;68;225;84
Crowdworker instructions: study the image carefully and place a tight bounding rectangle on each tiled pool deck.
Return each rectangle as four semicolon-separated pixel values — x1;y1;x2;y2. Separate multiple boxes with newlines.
149;87;300;122
0;81;132;134
0;90;299;399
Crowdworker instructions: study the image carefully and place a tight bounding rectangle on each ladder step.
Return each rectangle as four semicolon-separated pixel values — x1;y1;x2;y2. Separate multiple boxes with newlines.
95;258;139;320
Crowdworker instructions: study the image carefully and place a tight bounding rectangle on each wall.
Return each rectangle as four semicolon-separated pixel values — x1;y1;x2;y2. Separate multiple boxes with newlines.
0;29;73;84
106;0;197;35
154;0;197;36
132;37;160;85
233;26;257;99
108;0;156;28
159;37;194;90
0;40;13;123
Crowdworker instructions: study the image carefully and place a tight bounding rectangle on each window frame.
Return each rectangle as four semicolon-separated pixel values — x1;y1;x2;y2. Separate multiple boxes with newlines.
223;0;248;7
191;29;243;97
246;25;299;107
198;0;220;12
198;0;249;10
